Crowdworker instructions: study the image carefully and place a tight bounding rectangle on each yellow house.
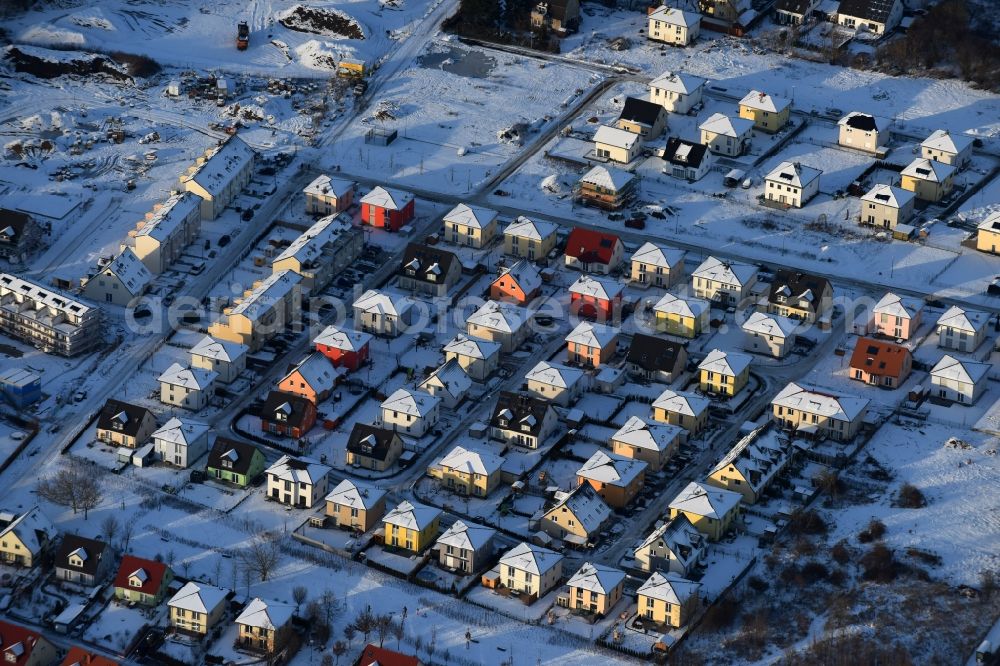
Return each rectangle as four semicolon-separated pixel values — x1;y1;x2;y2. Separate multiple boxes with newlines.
900;158;955;202
698;349;751;397
860;184;915;230
432;445;504;498
383;500;441;554
738;90;791;133
179;136;255;220
705;424;788;504
539;484;611;544
637;571;701;628
236;598;295;654
0;507;55;568
324;479;387;533
208;270;302;352
96;399;157;448
977;212;1000;254
594;125;642;164
653;293;710;338
610;416;683;472
564;562;625;617
771;382;870;442
630;242;685;289
131;192;201;274
168;581;228;635
651;389;710;438
443;203;499;248
498;542;563;599
271;213;363;294
503;216;558;261
668;481;742;541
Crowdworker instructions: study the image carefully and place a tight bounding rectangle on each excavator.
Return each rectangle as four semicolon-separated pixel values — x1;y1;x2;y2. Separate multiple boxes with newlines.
236;21;249;50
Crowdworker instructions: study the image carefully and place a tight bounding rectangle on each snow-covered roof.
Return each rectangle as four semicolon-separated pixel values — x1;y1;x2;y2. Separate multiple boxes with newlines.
437;520;496;551
384;500;441;531
283;352;341;393
930;355;990;385
525;361;584;390
708;424;786;494
0;273;95;320
872;292;922;320
921;129;973;155
266;455;330;486
611;415;683;453
669;481;742;519
699;349;752;377
565;321;619;349
765;161;822;188
636;514;703;566
504;216;557;241
594;125;640;150
360;185;413;211
314;324;372;352
303;173;354;198
652;389;710;417
229;270;301;321
100;248;151;296
577;449;647;487
977;211;1000;233
631;242;685;270
861;184;914;209
653;292;708;319
637;571;701;605
444;334;502;360
273;212;354;265
353;289;415;318
648;5;700;26
190;335;247;363
567;562;626;596
649;71;706;96
901;157;955;183
568;274;624;301
699;112;753;138
236;598;295;630
772;382;869;422
546;484;611;535
937;305;989;334
438;445;504;477
495;260;542;296
467;300;530;334
324;479;386;511
742;311;798;338
151;417;209;447
443;203;498;230
0;507;54;555
420;359;472;398
579;165;635;191
168;581;228;614
187;136;255;198
499;541;562;576
136;192;200;243
157;363;217;390
739;90;791;113
381;388;440;418
692;256;758;287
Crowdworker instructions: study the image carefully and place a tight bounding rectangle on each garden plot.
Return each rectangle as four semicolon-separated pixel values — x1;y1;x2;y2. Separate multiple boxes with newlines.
82;601;157;654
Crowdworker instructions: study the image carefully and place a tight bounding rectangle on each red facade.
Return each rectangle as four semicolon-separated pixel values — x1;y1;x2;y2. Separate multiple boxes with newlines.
261;403;316;439
571;292;621;321
361;199;415;231
316;341;369;372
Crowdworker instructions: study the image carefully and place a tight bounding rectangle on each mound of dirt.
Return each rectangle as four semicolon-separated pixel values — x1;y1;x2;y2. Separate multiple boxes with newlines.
278;5;365;40
5;45;131;82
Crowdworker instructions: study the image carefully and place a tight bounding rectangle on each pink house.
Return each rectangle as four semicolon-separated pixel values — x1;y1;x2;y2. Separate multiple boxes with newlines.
870;292;923;341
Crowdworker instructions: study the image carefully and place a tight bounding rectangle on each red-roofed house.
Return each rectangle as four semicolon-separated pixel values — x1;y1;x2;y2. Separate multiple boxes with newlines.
60;647;120;666
0;620;57;666
564;228;624;274
314;325;372;372
113;555;174;606
354;644;422;666
849;337;912;389
360;186;415;231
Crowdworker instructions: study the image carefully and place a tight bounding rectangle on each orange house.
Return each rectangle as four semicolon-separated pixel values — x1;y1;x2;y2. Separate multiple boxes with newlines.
490;261;542;306
565;321;619;368
849;337;912;389
277;352;340;405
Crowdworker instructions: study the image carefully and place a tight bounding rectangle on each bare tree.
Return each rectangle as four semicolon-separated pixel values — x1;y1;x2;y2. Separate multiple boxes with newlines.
392;620;405;650
353;606;377;644
331;641;347;665
121;516;139;552
321;655;333;666
238;537;281;582
100;515;120;543
343;625;356;648
375;614;393;648
37;465;103;519
320;590;336;626
293;585;308;609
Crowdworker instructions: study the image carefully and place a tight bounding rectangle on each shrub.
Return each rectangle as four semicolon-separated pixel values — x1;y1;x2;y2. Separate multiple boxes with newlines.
897;483;926;508
860;544;898;583
831;540;851;565
828;567;847;587
858;519;887;543
905;547;942;567
747;576;769;593
700;596;739;632
801;561;830;584
787;509;828;536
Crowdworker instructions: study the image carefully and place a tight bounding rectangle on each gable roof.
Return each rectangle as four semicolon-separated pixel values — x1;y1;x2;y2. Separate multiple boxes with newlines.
692;256;757;287
525;360;585;390
742;311;798;338
273;212;355;266
636;513;704;567
708;423;786;494
699;112;753;138
113;555;169;595
594;125;640;150
443;203;498;230
774;0;817;15
937;305;989;334
54;534;108;576
504;216;557;241
545;484;611;535
207;437;263;476
491;391;553;437
438;445;504;477
420;359;472;398
772;382;869;421
60;646;119;666
837;0;900;22
862;184;914;209
437;520;495;551
765;161;822;188
384;500;441;531
187;136;255;198
96;399;154;437
346;423;401;462
565;228;622;265
565;321;619;349
577;449;647;487
168;581;228;614
260;390;314;429
652;389;710;417
663;137;710;169
283;352;341;394
648;5;700;26
769;269;831;313
637;571;701;605
567;562;626;596
354;644;420;666
360;186;413;211
930;354;990;385
499;541;562;576
353;289;415;318
612;415;683;453
493;260;542;297
0;620;47;666
977;211;1000;233
236;598;294;630
151;417;209;448
901;157;955;183
849;337;911;378
314;325;372;352
325;479;387;512
0;210;34;248
191;335;248;363
467;300;530;334
739;90;791;113
266;455;330;486
98;248;151;297
158;363;217;391
228;270;301;322
568;274;624;301
579;165;635;192
0;507;55;556
303;173;354;198
669;481;742;519
618;97;666;128
136;192;199;243
921;129;973;155
399;243;460;284
649;71;706;96
699;349;752;376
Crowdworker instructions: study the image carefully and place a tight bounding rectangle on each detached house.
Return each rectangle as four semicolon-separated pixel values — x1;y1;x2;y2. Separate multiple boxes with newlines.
0;621;57;666
668;481;742;541
345;423;404;472
437;520;496;574
647;6;701;46
662;138;712;182
767;270;833;324
236;598;295;655
569;274;624;321
190;335;247;384
692;256;758;306
466;300;531;353
901;158;955;202
504;216;558;261
260;391;316;438
397;243;461;298
861;184;915;230
649;71;705;115
353;289;416;338
838;112;890;154
61;647;118;666
849;338;912;388
930;355;989;405
314;325;372;372
564;228;624;274
381;388;441;437
977;212;1000;255
490;391;558;449
566;321;619;367
774;0;819;25
634;514;705;576
637;572;701;629
742;311;797;358
168;581;228;636
360;186;414;231
654;293;710;339
564;563;626;617
491;260;542;305
266;455;330;509
530;0;580;35
936;305;989;353
419;359;472;409
325;479;387;533
0;507;54;569
498;542;564;600
444;334;502;381
0;209;40;262
383;500;441;554
279;352;340;405
626;334;687;383
96;399;157;449
764;161;822;208
616;97;668;139
525;360;585;406
206;438;266;487
304;174;354;215
706;424;787;504
432;445;505;498
836;0;903;35
610;415;683;472
577;450;647;509
158;363;217;411
152;417;210;468
577;165;638;211
443;203;498;248
55;535;112;586
921;129;973;168
114;555;173;605
539;484;611;544
594;125;641;164
652;389;710;437
870;292;923;340
699;113;753;157
699;349;752;397
630;242;685;289
81;248;151;307
738;90;791;133
771;382;870;441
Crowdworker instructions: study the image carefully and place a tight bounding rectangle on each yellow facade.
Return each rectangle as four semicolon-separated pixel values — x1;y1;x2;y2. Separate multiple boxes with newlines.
238;621;291;654
771;403;862;441
738;104;789;133
446;219;497;249
901;173;953;202
384;517;440;554
706;467;756;504
326;497;385;533
651;407;706;437
638;587;698;628
568;582;622;616
669;506;738;542
434;465;500;498
978;227;1000;254
699;366;749;397
0;531;34;567
170;602;224;635
504;230;557;261
655;311;703;338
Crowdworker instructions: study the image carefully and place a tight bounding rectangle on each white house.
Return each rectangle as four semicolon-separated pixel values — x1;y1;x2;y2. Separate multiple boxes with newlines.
764;161;822;208
525;360;586;406
190;335;248;384
647;6;701;45
837;112;890;154
466;300;531;353
594;125;642;164
860;184;915;230
921;129;973;168
158;363;217;411
152;417;210;468
265;455;331;508
661;138;713;182
82;248;152;307
936;305;989;353
498;542;564;599
418;359;473;409
742;311;798;358
352;290;416;337
930;355;989;405
380;388;441;437
691;256;758;306
836;0;904;35
649;71;705;115
699;113;753;157
444;334;502;381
